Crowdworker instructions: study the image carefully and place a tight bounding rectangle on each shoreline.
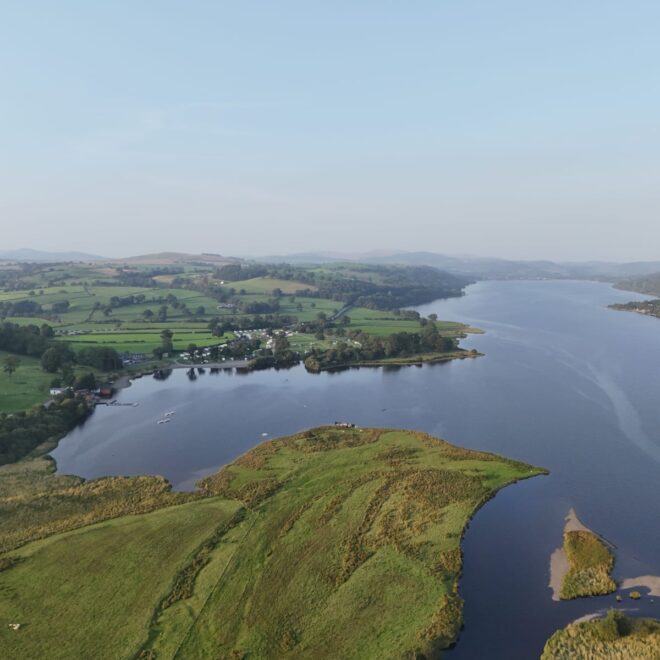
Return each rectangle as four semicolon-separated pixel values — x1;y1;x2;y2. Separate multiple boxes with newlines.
317;350;483;372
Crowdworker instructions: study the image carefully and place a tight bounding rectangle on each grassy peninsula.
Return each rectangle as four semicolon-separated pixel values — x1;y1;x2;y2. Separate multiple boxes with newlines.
560;529;616;600
0;426;545;659
542;611;660;659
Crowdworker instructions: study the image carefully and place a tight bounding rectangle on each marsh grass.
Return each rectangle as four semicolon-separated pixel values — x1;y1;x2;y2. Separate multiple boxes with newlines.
560;530;616;599
542;611;660;659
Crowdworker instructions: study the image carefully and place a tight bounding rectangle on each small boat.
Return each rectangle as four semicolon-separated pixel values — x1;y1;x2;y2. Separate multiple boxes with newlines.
164;411;175;416
157;418;171;425
261;432;269;437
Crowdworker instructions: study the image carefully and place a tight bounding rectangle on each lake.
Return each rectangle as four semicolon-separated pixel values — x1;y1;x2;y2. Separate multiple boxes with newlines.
52;280;660;657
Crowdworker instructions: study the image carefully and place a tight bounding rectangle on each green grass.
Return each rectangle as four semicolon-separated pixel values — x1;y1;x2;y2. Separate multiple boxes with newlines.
0;427;545;659
560;530;616;599
0;498;240;660
0;351;54;411
542;611;660;659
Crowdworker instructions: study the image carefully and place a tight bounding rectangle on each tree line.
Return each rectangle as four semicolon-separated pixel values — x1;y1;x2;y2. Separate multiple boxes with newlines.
0;397;91;465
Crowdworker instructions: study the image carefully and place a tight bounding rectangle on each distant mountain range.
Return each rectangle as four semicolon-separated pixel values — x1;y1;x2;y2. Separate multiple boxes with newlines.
0;248;106;262
0;249;240;265
256;250;660;281
109;252;240;265
4;248;660;283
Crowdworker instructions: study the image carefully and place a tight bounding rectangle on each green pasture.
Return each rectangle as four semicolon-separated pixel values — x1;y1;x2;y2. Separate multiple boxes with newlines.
0;351;53;412
229;276;316;295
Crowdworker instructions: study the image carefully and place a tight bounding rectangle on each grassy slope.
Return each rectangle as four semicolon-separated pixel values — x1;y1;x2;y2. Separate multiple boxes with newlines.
542;611;660;659
560;530;616;600
0;428;545;659
0;498;240;660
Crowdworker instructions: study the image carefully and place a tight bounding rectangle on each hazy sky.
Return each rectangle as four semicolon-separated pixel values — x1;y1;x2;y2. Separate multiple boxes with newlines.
2;1;660;261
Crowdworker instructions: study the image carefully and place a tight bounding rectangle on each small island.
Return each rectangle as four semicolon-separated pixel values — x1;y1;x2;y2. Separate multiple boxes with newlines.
560;528;616;599
549;509;616;601
542;611;660;659
0;426;546;658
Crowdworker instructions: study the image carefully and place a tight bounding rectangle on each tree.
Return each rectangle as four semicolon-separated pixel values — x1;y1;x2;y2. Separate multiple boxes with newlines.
428;313;438;322
52;300;70;314
77;347;122;371
74;372;96;390
41;345;74;373
61;363;75;386
2;355;20;377
273;335;290;356
160;328;174;354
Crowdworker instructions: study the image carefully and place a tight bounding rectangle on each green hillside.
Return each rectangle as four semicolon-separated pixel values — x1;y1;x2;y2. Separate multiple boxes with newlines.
0;426;545;659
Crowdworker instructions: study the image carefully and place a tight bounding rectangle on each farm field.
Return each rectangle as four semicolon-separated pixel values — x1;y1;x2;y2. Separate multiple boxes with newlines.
228;276;317;295
55;329;231;354
0;351;54;411
0;427;544;659
347;307;468;336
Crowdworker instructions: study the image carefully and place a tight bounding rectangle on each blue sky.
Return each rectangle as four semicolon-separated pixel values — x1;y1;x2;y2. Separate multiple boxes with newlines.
2;1;660;260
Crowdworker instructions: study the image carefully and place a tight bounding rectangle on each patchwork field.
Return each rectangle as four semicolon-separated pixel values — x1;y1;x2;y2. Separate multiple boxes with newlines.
55;329;230;354
0;427;545;659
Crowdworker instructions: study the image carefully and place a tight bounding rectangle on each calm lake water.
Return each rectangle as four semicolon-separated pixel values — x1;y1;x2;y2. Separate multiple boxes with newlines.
52;280;660;658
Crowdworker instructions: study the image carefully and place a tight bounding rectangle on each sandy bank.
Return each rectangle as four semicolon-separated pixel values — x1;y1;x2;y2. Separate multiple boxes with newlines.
621;575;660;596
